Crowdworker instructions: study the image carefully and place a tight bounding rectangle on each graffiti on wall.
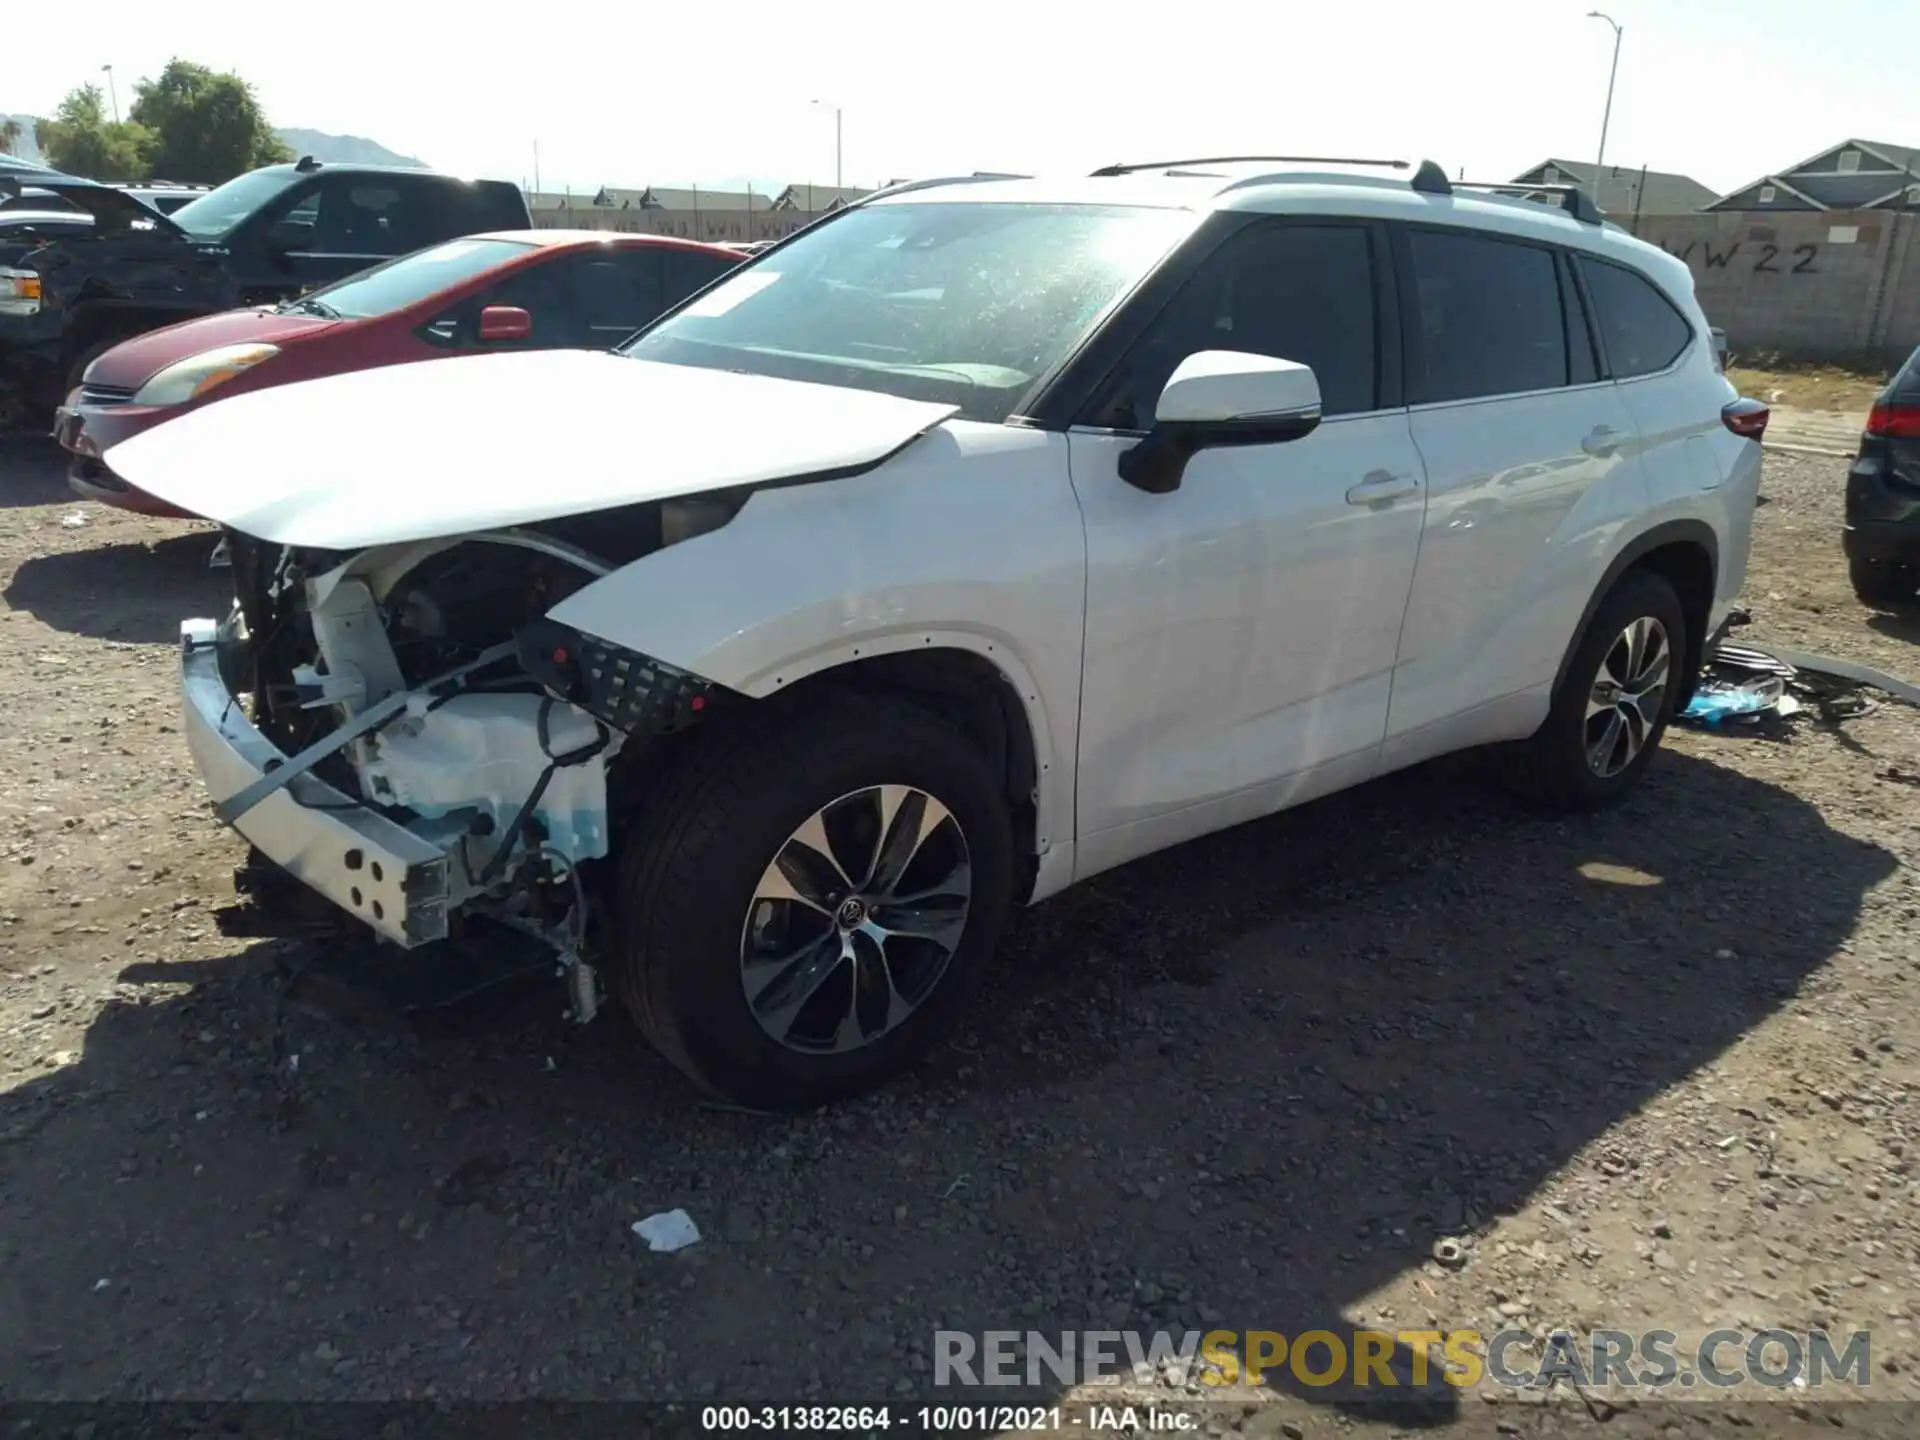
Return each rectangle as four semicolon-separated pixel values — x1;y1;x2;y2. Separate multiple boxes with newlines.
1658;239;1819;274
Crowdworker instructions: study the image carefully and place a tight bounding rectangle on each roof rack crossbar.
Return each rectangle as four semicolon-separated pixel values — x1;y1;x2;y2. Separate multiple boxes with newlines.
1449;179;1606;225
1090;154;1409;178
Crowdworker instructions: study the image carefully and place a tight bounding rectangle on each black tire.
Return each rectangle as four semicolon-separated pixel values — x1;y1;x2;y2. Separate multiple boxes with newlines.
1848;555;1919;608
613;691;1014;1110
1499;567;1689;812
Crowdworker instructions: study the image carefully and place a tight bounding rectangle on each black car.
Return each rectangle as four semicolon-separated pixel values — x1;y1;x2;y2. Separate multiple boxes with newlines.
1844;344;1920;606
0;157;530;427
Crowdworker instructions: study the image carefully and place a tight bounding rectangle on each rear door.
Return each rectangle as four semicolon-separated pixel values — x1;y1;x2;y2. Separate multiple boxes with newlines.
1385;225;1646;753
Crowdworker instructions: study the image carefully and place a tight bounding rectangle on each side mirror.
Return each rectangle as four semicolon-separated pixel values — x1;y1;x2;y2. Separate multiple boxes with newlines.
1118;350;1322;494
477;305;533;342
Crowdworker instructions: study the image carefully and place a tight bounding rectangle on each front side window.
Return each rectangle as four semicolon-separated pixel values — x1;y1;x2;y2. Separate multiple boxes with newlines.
289;238;536;320
1577;255;1693;378
623;201;1195;423
1088;221;1378;429
169;168;300;239
1405;229;1569;403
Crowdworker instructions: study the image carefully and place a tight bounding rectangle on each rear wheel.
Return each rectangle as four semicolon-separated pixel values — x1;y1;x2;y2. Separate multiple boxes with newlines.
1499;568;1688;811
1848;554;1919;608
613;692;1014;1110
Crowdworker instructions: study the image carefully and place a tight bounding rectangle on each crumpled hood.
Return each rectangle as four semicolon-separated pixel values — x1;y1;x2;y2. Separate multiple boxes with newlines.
103;349;962;549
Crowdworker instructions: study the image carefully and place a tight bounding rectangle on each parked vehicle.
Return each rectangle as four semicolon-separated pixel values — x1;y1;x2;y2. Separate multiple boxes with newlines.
110;157;1763;1110
57;230;741;517
0;157;530;426
1843;343;1920;606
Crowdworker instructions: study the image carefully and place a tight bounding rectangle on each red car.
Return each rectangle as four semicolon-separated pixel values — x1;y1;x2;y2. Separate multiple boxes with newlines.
55;229;741;518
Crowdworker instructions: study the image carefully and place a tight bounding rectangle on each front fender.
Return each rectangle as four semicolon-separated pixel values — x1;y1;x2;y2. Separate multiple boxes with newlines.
545;421;1088;860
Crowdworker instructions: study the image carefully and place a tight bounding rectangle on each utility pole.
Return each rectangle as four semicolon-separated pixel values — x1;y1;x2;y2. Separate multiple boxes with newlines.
1587;12;1622;173
811;100;842;192
101;64;119;124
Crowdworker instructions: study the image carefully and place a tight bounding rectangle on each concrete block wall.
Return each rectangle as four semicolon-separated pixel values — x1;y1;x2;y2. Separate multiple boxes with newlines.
1631;209;1919;360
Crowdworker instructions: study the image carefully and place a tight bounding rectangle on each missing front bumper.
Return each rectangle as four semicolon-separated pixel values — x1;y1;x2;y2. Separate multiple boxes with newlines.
180;616;454;947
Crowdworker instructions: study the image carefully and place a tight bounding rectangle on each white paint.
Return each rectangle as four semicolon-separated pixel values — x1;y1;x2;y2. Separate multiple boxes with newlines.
102;349;958;549
1828;225;1860;244
547;420;1085;886
1152;350;1320;424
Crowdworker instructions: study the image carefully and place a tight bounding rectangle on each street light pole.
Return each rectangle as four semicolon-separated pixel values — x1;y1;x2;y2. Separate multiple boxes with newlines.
811;99;842;191
101;63;119;124
1587;11;1622;174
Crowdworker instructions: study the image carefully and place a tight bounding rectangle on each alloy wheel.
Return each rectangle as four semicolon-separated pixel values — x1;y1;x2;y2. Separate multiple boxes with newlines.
739;785;972;1054
1584;615;1671;778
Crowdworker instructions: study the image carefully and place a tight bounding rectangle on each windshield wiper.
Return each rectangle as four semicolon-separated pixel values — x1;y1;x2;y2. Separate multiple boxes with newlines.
283;296;340;319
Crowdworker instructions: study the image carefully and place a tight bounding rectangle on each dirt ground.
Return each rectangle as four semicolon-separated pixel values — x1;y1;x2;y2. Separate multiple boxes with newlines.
1;435;1918;1437
1724;357;1893;413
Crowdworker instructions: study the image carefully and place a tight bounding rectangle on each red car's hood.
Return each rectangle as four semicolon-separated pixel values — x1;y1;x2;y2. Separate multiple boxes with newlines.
84;309;342;390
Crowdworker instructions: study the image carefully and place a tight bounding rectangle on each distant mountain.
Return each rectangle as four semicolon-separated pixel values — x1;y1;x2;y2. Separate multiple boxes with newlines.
276;128;426;168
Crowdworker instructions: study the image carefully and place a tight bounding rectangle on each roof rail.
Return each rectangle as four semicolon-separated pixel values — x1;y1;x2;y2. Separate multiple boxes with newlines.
1449;179;1605;225
1091;154;1409;178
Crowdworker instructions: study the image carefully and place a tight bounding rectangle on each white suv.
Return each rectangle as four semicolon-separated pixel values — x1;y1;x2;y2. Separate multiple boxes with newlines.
114;156;1764;1109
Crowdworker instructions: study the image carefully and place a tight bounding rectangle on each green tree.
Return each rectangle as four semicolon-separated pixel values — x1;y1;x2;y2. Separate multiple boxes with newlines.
0;118;21;156
34;85;152;181
130;59;291;184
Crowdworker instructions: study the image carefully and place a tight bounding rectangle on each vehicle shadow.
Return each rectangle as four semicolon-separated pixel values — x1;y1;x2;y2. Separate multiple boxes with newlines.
0;750;1893;1418
1864;608;1920;646
2;532;229;643
0;434;69;510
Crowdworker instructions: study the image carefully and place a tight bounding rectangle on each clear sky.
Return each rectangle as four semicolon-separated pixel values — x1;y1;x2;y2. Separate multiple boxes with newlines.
5;0;1916;196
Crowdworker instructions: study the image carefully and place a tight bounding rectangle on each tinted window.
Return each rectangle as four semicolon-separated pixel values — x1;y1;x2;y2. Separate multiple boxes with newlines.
570;250;666;348
296;238;536;319
1577;255;1693;378
170;168;301;239
660;247;740;308
1406;229;1567;402
257;176;425;257
1092;222;1377;427
422;259;572;349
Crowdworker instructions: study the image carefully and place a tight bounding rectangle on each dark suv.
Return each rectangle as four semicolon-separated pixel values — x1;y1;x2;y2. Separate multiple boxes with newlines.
1844;344;1920;607
0;157;530;426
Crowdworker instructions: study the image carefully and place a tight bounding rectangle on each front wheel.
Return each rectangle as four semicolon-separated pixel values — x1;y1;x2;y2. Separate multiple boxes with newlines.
613;693;1014;1110
1499;568;1688;811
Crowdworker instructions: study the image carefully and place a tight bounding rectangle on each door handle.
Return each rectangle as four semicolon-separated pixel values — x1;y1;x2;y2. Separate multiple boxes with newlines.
1345;471;1419;506
1583;424;1624;457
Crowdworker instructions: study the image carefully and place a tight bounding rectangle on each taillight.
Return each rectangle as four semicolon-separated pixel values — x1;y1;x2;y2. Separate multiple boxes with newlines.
1722;397;1770;440
1867;402;1920;439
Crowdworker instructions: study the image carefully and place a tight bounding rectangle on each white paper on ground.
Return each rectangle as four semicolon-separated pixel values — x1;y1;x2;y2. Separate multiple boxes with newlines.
631;1209;701;1252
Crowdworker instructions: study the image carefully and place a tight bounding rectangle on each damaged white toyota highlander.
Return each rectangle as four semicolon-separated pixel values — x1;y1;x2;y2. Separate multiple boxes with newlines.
106;159;1764;1109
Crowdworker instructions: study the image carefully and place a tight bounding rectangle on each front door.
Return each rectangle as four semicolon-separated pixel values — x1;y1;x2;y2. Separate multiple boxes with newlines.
1066;219;1427;880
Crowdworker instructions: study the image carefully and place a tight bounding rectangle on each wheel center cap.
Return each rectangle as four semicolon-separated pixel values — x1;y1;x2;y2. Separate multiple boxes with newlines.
836;896;868;929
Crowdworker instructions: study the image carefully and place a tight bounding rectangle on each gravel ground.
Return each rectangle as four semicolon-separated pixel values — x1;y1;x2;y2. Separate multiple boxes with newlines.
1;437;1917;1437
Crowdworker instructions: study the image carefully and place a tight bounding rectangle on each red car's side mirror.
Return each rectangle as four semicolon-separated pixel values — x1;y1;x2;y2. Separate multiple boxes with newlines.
477;305;532;342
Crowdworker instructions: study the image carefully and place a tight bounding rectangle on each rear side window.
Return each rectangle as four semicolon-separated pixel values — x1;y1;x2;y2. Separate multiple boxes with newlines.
1405;229;1567;403
1577;256;1694;378
660;248;741;309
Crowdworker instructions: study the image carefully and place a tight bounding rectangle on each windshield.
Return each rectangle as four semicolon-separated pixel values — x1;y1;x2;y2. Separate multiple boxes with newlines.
170;169;298;239
284;238;535;319
622;201;1193;423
